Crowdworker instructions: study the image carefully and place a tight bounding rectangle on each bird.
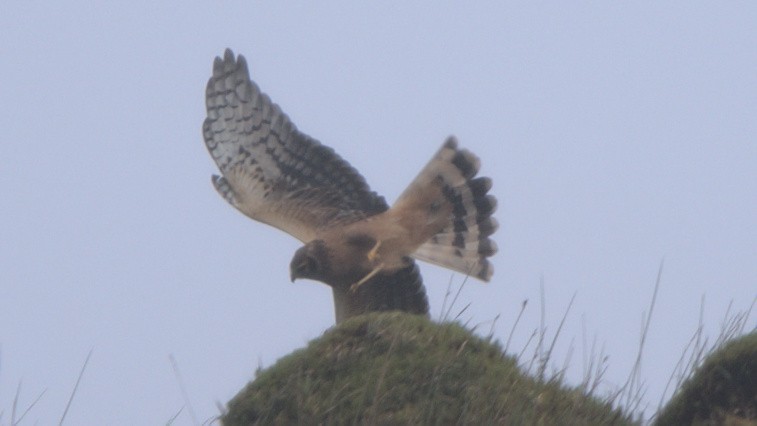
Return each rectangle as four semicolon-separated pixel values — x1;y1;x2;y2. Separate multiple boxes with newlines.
203;49;497;324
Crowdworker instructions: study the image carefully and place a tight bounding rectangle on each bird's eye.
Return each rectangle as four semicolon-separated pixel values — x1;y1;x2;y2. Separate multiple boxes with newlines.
305;255;319;273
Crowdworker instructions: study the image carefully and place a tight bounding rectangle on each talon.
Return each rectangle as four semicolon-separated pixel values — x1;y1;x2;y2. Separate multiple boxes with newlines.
349;263;384;293
367;240;382;262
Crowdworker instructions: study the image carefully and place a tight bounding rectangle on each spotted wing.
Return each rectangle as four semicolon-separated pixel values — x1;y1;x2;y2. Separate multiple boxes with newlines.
203;49;388;242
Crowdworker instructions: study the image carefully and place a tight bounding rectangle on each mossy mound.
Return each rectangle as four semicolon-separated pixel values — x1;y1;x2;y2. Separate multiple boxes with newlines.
655;331;757;425
223;312;633;425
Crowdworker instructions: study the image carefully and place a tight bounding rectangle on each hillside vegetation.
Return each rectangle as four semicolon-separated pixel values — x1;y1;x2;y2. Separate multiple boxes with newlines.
654;331;756;425
222;312;634;425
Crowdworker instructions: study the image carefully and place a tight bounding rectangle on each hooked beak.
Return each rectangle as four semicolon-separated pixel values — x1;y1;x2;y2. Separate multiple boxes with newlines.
290;262;301;283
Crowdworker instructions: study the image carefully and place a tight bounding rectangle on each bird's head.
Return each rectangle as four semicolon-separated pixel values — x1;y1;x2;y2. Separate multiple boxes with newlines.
290;240;330;283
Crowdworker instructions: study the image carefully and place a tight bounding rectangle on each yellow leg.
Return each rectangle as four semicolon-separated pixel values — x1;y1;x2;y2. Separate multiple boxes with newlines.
367;239;382;262
350;263;385;293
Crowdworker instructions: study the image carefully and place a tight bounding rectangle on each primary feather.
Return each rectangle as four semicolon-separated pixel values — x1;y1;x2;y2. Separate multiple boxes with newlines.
203;49;387;242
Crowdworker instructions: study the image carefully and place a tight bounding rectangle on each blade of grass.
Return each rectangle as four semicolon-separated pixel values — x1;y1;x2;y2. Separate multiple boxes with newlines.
59;348;93;425
169;354;199;426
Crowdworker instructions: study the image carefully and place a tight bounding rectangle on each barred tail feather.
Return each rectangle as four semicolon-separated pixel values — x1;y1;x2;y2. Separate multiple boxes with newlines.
414;214;498;282
392;136;498;282
413;243;494;282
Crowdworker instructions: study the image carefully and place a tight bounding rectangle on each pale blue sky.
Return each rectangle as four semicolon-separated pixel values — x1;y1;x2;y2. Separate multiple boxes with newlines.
1;3;755;424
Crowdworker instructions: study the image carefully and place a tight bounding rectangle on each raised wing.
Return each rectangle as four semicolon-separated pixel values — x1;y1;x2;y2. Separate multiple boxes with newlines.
203;49;388;242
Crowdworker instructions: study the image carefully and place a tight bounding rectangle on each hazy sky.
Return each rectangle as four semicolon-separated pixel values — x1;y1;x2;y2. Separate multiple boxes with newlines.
1;3;755;424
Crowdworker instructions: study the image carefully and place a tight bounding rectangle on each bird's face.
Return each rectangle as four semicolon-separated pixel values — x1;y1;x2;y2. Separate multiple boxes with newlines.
290;240;329;283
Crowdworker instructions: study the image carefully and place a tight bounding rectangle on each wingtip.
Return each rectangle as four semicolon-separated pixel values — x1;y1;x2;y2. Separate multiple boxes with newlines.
212;55;224;74
213;49;246;74
237;53;249;76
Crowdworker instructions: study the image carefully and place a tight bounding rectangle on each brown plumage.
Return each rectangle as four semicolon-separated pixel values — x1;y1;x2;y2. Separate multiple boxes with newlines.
203;49;497;324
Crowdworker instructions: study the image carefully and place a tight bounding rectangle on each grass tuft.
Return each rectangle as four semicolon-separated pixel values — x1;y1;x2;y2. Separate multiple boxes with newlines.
222;312;634;425
654;330;757;425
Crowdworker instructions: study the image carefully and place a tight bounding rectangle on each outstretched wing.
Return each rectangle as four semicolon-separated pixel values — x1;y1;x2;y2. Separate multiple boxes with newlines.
203;49;387;242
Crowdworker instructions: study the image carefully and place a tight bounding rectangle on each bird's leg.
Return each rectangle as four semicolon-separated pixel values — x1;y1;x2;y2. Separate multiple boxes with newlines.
350;263;385;293
366;239;382;262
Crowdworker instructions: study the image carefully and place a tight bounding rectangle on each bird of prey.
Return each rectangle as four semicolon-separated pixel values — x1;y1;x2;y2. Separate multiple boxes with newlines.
203;49;497;324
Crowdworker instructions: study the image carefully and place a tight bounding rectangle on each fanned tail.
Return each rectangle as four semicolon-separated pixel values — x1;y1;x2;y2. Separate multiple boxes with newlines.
391;136;498;282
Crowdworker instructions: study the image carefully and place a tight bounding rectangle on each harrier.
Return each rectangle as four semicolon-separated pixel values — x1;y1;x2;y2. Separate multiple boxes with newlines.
203;49;497;323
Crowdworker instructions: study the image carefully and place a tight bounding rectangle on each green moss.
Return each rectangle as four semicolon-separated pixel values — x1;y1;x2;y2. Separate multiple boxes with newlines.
655;331;757;425
223;312;633;425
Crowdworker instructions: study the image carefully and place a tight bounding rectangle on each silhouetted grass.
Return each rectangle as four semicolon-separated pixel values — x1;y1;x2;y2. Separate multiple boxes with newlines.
1;349;90;426
654;298;756;425
2;280;753;425
220;266;755;426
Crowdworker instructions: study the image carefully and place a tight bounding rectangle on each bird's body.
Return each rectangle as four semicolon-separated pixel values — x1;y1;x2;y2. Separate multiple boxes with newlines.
203;49;497;323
